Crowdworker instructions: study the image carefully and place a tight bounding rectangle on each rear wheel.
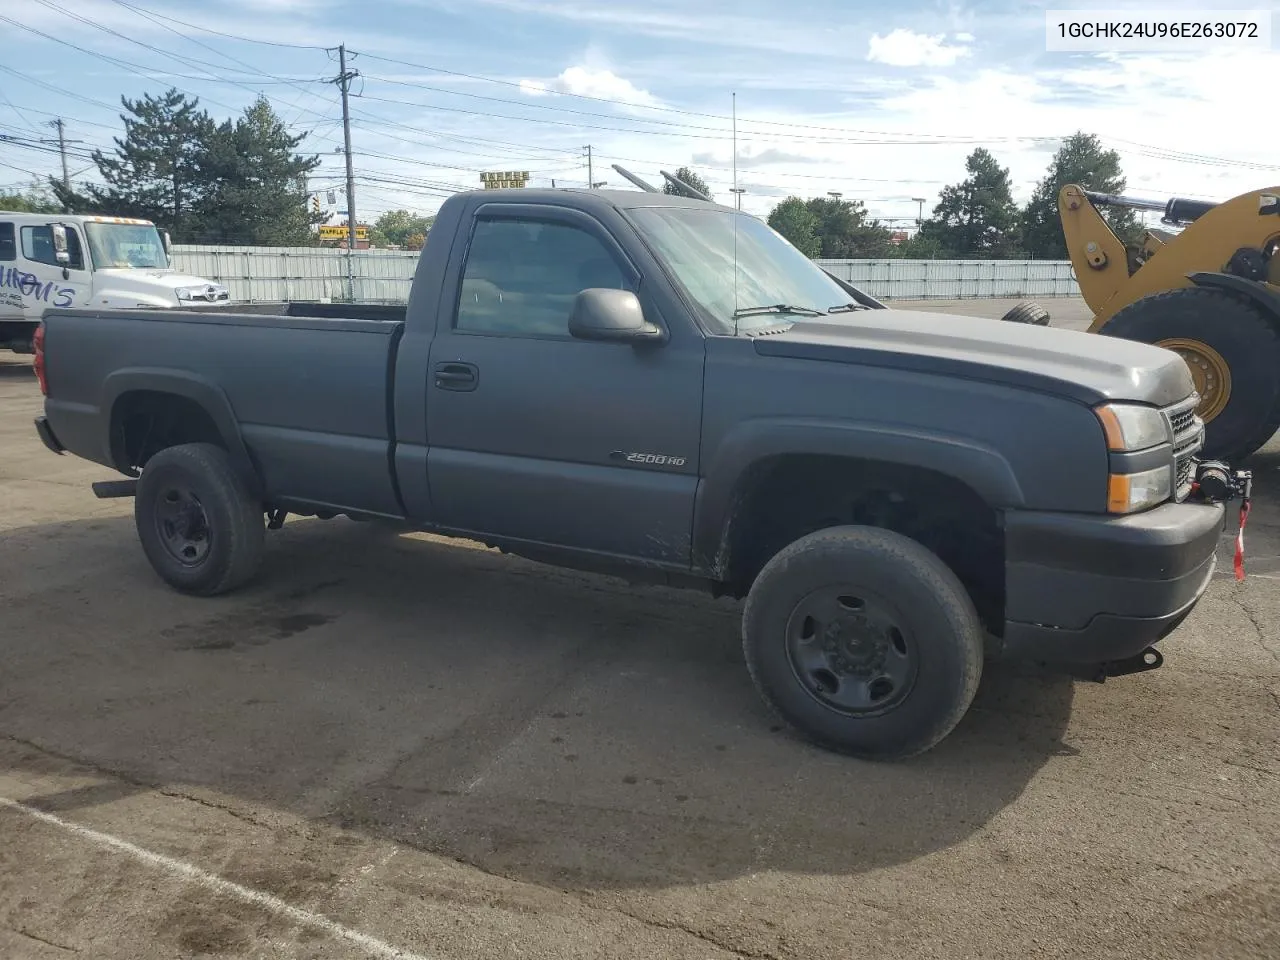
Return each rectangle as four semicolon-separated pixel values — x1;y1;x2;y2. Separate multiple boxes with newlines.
134;442;264;596
1098;287;1280;461
741;525;984;760
1000;300;1051;326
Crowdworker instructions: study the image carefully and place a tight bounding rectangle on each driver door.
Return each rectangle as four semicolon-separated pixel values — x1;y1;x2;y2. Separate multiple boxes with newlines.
14;222;92;318
425;203;706;564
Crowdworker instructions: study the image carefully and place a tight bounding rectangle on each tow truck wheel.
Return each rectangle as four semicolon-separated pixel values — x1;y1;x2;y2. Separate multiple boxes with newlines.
134;442;265;596
1098;287;1280;461
741;525;984;760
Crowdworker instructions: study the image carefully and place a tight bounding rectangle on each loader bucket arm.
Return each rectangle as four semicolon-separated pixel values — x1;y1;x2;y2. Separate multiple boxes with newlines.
1060;183;1280;332
1058;184;1131;319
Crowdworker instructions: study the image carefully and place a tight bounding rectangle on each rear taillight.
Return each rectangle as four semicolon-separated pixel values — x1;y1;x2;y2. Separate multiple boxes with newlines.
33;322;47;396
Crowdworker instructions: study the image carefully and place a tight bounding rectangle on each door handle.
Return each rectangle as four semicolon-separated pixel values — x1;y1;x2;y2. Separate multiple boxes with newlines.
434;362;478;391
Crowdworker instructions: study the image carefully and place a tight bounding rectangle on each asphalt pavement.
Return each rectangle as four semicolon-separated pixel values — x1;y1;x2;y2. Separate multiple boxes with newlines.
1;297;1277;960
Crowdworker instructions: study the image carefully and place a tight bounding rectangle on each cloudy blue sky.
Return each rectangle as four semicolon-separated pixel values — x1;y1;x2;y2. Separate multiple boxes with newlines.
0;0;1275;229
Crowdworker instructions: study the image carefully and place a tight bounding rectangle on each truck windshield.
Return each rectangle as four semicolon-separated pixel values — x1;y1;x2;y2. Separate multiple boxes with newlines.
626;205;854;335
85;222;168;270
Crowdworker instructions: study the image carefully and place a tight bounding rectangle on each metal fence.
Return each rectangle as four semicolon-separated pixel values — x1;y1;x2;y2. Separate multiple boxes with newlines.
171;244;1081;304
171;245;421;303
816;258;1080;300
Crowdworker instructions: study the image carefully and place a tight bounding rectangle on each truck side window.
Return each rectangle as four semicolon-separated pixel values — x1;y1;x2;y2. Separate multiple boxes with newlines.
0;223;14;261
456;217;630;337
20;225;85;271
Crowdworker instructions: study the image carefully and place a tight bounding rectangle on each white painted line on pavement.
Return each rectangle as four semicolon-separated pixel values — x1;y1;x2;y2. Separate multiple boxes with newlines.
0;795;432;960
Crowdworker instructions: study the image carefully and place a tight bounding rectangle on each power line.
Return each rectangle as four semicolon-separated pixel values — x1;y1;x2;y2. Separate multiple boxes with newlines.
101;0;328;50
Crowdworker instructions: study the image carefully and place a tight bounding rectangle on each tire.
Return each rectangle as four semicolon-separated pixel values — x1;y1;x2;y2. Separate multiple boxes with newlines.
1098;288;1280;461
134;442;265;596
1000;300;1051;326
741;525;984;761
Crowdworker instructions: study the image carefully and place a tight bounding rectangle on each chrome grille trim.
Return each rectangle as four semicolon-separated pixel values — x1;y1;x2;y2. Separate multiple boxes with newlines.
1164;393;1204;501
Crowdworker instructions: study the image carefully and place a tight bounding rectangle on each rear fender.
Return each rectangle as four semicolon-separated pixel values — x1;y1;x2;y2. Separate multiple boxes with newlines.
691;417;1024;575
101;368;262;499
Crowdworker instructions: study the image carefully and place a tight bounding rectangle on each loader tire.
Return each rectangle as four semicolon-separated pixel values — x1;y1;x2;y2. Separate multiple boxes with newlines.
1098;288;1280;461
1000;300;1051;326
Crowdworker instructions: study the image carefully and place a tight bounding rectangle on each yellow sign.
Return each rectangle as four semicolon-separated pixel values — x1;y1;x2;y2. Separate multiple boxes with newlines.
318;224;368;241
480;170;530;190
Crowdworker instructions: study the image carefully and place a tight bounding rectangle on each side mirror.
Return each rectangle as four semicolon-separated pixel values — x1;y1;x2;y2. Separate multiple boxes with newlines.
568;288;663;343
51;223;70;265
161;229;172;265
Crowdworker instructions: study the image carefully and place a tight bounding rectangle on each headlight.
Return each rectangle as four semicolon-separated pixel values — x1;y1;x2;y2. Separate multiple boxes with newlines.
176;284;229;303
1108;465;1173;514
1094;402;1170;451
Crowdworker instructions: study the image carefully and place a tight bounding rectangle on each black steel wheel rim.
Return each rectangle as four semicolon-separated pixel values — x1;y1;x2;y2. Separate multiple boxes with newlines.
783;585;918;716
154;485;212;567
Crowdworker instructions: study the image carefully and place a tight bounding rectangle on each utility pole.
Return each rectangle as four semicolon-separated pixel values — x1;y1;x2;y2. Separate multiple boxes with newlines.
329;45;360;300
50;118;70;193
43;118;82;211
584;145;593;188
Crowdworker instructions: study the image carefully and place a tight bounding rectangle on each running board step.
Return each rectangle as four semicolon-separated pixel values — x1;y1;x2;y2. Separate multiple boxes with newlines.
92;479;138;499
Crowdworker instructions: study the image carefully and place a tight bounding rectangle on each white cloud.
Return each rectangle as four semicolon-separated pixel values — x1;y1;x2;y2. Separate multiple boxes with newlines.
955;32;975;42
519;66;659;107
867;29;972;68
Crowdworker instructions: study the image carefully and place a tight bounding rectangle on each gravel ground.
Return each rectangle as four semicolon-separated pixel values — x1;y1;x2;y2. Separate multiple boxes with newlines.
1;299;1277;960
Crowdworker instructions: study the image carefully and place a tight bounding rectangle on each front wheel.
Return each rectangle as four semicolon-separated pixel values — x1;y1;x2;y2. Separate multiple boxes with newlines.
134;442;265;596
741;525;984;760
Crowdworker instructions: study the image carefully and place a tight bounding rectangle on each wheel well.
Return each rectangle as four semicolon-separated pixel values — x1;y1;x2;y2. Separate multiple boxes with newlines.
109;390;226;475
719;455;1005;634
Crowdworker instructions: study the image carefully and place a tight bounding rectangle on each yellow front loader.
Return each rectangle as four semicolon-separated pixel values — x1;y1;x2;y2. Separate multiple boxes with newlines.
1058;183;1280;461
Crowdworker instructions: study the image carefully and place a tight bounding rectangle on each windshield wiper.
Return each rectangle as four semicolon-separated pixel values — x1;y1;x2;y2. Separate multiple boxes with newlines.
827;302;870;313
732;303;825;319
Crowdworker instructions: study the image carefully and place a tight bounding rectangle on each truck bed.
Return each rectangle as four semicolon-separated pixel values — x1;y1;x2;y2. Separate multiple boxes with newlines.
41;307;407;518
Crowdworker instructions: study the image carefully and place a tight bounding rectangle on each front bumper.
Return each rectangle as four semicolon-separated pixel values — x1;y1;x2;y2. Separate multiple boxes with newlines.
999;500;1226;665
34;415;65;455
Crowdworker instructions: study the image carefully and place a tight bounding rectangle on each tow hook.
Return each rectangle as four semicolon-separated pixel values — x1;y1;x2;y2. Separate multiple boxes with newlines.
1091;646;1164;683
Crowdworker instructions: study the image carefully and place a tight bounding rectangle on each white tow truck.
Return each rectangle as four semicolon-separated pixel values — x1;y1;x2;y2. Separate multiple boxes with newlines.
1;211;229;353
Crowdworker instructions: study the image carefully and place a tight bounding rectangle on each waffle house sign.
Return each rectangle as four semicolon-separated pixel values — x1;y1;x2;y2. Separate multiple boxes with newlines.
480;171;530;190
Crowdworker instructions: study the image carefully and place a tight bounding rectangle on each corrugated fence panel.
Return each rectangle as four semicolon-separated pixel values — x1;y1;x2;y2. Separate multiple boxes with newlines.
172;245;1079;304
815;258;1079;300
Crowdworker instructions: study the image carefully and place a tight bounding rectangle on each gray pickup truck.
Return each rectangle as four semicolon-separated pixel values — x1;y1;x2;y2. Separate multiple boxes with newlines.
32;188;1250;760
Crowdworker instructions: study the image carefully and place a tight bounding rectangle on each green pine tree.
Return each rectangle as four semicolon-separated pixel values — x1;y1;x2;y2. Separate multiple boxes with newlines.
1020;132;1140;259
919;148;1022;258
198;96;322;245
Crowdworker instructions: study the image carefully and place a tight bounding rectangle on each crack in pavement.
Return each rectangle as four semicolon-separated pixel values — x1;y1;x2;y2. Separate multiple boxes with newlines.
600;909;774;960
1226;589;1280;666
8;927;79;953
0;734;268;830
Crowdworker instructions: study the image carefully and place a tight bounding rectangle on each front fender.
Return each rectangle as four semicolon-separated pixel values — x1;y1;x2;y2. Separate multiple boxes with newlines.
100;367;262;498
691;417;1024;573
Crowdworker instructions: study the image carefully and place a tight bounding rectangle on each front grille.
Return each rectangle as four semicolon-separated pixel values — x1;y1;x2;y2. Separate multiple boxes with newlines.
1164;393;1204;501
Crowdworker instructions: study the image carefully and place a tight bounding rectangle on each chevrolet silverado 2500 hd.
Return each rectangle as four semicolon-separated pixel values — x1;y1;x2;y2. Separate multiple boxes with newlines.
32;188;1247;760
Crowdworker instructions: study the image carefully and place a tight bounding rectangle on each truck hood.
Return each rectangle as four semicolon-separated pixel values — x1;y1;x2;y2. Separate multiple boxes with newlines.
751;309;1194;407
93;269;230;308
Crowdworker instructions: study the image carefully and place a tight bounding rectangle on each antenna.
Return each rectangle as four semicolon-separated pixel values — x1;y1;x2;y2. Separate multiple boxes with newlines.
732;92;737;202
611;164;659;193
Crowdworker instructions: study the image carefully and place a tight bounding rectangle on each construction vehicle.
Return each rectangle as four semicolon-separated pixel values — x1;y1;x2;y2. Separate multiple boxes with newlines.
1057;182;1280;461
